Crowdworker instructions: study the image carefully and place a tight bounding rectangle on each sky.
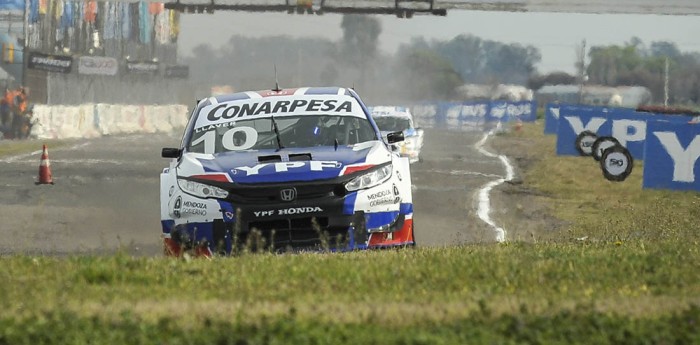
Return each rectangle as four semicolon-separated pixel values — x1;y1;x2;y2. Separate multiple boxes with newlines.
178;10;700;74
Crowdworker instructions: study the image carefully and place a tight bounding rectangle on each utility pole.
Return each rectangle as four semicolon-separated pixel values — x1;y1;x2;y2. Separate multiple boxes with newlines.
664;57;669;107
577;39;586;104
22;0;29;87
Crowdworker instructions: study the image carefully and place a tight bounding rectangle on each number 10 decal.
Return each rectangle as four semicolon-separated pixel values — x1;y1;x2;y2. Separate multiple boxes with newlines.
191;127;258;154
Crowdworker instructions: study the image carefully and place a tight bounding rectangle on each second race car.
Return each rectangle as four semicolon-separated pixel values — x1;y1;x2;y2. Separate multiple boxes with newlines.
369;106;424;163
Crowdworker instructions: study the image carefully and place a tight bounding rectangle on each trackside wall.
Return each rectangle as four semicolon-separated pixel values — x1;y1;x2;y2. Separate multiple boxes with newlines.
31;104;189;139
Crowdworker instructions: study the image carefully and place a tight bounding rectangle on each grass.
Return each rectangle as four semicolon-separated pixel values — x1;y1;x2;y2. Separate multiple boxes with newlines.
1;122;699;344
507;122;700;242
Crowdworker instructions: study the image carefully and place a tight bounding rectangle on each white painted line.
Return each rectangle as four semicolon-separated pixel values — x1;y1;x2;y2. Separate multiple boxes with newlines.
9;159;136;165
0;142;90;163
0;149;43;163
423;169;502;178
474;127;515;243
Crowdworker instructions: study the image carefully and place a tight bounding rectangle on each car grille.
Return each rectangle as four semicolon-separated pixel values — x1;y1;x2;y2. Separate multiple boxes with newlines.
227;183;344;204
239;216;351;250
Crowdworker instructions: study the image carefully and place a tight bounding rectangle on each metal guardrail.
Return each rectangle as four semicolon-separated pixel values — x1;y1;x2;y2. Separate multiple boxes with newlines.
165;0;446;16
161;0;700;16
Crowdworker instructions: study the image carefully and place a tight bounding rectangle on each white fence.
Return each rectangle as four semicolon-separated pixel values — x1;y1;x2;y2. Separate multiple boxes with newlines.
31;104;189;139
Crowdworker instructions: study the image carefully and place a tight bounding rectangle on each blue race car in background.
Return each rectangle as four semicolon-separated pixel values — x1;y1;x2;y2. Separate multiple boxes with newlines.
160;87;415;256
369;106;424;163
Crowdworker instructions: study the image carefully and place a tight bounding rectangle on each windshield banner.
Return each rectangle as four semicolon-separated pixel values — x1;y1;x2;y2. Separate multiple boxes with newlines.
195;95;365;128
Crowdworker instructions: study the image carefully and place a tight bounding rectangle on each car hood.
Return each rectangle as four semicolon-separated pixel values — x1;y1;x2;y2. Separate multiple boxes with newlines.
178;141;390;184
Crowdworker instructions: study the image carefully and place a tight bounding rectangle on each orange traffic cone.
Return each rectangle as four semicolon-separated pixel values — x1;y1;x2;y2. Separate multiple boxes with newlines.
515;119;523;132
36;144;54;185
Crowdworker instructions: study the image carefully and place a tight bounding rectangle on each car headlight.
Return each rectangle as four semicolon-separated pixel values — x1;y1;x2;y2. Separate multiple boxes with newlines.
345;164;392;192
178;179;229;199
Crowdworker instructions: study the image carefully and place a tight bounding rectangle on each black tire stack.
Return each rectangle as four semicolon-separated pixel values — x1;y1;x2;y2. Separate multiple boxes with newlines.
574;131;633;182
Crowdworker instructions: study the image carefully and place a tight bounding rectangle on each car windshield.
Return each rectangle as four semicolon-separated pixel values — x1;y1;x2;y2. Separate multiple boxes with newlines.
373;117;412;132
188;114;377;154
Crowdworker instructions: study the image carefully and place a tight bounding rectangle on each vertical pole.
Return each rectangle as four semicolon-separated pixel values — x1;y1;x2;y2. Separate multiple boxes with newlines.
577;39;586;104
23;0;30;87
664;57;669;107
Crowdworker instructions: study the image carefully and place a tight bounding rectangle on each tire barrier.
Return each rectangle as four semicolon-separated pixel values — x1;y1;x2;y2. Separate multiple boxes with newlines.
600;145;634;182
31;104;189;139
591;136;621;162
572;131;632;182
575;130;597;156
555;102;699;191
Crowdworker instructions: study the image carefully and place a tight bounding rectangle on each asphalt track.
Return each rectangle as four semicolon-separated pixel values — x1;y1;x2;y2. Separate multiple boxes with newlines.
0;128;508;256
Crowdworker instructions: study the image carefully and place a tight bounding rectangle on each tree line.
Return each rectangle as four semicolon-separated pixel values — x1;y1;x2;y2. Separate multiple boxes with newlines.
184;16;699;106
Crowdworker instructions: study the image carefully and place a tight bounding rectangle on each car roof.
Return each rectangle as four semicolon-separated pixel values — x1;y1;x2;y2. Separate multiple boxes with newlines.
199;87;356;107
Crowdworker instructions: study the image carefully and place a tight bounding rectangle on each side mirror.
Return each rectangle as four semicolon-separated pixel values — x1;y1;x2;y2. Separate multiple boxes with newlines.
386;131;404;144
162;147;182;158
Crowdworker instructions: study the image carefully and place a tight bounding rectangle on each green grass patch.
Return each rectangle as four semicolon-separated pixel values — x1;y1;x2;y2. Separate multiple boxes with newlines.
508;122;700;242
1;243;699;343
1;123;699;343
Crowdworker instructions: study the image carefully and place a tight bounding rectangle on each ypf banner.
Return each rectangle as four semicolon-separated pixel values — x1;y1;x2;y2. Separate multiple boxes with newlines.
78;56;118;76
556;104;692;160
544;103;560;134
643;120;700;191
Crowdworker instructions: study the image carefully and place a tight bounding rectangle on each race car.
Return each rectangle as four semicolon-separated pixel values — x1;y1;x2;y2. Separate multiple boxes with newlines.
160;87;415;256
368;106;424;163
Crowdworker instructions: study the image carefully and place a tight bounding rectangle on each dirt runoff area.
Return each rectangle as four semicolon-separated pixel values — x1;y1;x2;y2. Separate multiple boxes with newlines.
486;124;570;242
410;124;567;246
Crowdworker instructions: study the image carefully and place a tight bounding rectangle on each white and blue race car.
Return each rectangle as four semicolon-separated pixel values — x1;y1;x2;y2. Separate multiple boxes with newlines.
160;87;415;256
369;106;424;163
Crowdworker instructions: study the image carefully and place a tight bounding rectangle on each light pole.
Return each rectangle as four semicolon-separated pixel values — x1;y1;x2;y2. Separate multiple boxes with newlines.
577;39;586;104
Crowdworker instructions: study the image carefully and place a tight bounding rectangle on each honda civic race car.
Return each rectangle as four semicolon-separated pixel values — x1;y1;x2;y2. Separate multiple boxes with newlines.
368;106;424;163
160;87;415;256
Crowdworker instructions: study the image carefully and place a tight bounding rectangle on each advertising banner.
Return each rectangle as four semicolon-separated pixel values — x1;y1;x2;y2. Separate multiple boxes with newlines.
165;65;189;79
441;101;488;131
0;0;23;11
556;104;694;159
643;120;700;191
126;61;159;74
416;100;537;131
78;56;118;76
28;52;73;73
488;100;537;123
544;103;560;134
